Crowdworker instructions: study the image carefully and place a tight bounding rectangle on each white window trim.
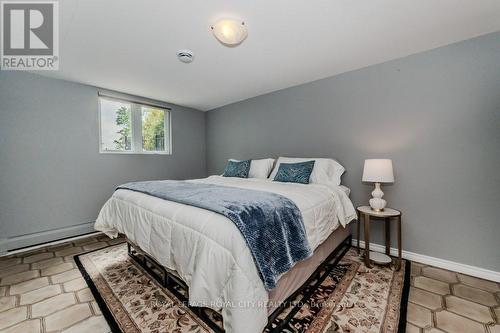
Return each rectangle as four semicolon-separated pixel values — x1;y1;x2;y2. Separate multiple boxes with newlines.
98;95;172;155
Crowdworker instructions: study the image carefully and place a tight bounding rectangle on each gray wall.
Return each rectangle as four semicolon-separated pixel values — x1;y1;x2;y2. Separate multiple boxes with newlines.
0;72;206;251
206;32;500;271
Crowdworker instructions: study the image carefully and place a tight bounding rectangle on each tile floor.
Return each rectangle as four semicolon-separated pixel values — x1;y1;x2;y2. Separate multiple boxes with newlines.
0;233;499;333
408;263;499;333
0;234;123;333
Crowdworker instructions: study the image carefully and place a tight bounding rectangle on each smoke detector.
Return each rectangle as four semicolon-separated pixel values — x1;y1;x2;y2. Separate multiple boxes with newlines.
177;49;194;63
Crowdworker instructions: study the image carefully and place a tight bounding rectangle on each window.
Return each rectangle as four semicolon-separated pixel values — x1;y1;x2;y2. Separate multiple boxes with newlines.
99;96;171;154
141;107;166;152
99;98;133;152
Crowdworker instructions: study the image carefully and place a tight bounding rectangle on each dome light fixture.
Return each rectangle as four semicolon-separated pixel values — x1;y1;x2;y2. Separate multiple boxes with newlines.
211;18;247;46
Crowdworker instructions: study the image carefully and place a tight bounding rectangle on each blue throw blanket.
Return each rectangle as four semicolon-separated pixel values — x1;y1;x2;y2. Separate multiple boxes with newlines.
117;180;312;290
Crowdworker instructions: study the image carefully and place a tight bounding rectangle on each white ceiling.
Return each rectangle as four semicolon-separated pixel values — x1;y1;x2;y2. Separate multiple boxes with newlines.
39;0;500;111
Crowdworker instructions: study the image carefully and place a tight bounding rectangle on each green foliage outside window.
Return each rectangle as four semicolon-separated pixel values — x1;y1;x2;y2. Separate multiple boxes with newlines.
112;105;166;152
142;108;165;151
113;106;131;150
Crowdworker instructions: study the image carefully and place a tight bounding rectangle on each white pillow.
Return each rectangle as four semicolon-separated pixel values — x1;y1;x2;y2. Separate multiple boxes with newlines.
269;157;345;185
229;158;275;179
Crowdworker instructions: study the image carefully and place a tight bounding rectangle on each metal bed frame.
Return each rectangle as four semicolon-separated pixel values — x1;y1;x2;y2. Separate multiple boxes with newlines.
126;234;352;333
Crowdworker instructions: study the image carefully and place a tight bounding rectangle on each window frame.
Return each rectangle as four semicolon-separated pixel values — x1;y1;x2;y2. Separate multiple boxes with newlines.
98;95;172;155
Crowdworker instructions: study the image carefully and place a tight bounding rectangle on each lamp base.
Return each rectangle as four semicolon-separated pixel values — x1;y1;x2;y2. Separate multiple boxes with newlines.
369;183;387;211
368;251;392;265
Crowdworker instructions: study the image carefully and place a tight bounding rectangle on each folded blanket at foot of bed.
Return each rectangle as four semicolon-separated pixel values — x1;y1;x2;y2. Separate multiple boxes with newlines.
117;180;312;290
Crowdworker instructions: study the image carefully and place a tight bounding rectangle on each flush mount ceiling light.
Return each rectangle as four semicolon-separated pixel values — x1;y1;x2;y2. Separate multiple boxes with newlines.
211;19;247;46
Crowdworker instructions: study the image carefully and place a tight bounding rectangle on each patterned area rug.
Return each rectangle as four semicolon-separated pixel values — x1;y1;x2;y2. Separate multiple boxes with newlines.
75;244;410;333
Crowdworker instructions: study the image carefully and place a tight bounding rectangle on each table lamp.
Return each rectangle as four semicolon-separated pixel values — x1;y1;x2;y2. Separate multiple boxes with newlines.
362;159;394;211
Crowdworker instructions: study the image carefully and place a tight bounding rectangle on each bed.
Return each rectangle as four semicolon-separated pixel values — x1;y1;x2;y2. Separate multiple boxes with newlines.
95;175;356;333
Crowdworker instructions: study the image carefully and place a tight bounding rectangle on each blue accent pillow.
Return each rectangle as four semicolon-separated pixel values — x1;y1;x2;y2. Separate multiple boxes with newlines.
273;161;315;184
222;160;251;178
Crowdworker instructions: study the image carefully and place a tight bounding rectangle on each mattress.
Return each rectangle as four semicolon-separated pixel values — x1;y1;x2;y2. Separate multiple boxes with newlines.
95;176;356;333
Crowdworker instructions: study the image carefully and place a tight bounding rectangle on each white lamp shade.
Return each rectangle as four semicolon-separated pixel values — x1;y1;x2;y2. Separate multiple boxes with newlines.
362;159;394;183
211;19;248;46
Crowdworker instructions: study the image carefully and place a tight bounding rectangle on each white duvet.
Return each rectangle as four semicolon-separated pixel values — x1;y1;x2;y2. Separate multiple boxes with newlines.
94;176;356;333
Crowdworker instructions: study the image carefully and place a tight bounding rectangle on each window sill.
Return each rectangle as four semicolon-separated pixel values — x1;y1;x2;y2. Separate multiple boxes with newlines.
99;150;172;155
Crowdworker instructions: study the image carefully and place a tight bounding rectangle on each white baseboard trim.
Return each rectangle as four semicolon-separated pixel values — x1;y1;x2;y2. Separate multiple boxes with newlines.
0;221;97;254
1;231;102;257
352;239;500;283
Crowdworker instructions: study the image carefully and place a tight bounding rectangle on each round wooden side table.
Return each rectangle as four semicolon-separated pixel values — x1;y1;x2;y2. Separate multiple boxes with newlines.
356;206;402;270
